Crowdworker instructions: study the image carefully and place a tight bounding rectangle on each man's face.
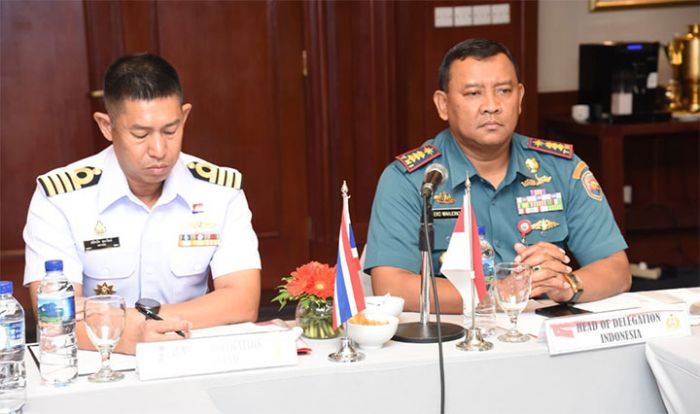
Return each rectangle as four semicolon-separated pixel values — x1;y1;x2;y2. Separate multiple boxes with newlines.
433;53;524;151
95;96;191;192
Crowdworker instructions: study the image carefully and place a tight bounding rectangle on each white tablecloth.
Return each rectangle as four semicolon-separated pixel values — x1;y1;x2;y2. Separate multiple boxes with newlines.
24;310;675;414
646;335;700;414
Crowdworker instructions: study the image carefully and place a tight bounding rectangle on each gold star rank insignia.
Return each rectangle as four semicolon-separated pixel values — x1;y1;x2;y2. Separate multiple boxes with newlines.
527;137;573;159
94;282;115;295
395;144;441;173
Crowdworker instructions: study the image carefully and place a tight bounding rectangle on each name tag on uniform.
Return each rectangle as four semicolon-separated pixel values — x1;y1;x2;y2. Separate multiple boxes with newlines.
84;237;120;251
179;233;220;247
516;190;563;215
433;208;461;219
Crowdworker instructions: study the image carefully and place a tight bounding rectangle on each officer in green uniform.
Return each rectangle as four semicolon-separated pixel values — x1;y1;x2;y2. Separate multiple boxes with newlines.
364;38;631;314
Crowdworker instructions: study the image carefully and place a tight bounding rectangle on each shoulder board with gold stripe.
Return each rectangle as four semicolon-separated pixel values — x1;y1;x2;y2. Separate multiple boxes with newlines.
528;137;573;159
395;144;441;173
187;161;242;190
38;166;102;197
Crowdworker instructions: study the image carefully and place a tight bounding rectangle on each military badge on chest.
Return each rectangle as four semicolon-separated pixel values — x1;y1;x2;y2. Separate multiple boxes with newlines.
83;219;120;252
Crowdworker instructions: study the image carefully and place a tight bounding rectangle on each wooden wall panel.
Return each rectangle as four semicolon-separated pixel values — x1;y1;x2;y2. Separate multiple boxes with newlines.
304;1;398;263
156;1;309;288
396;0;539;152
305;1;539;264
1;0;96;336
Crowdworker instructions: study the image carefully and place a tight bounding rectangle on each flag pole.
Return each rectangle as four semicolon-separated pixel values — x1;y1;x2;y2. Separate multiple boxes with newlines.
456;174;493;352
329;181;365;363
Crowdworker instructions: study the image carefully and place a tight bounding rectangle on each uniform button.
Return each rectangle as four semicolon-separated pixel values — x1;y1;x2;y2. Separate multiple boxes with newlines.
192;264;200;271
144;266;154;275
491;201;496;206
101;268;109;276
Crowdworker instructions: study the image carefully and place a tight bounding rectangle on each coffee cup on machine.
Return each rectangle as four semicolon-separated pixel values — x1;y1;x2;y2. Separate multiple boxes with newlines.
571;104;590;123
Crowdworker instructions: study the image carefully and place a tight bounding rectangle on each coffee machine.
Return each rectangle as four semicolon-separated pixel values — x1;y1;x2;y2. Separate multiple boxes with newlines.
578;42;667;123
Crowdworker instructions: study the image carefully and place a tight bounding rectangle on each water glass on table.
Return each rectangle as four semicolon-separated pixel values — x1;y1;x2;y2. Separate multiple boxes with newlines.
493;262;532;343
84;295;126;382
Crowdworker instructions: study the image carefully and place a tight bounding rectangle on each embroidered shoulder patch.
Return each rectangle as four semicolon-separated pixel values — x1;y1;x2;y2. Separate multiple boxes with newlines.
572;161;589;180
528;138;573;159
581;170;603;201
38;166;102;197
395;144;441;173
187;161;242;189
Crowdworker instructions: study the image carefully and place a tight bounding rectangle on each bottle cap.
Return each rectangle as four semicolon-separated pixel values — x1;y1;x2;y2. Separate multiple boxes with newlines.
45;259;64;272
0;281;12;295
478;225;486;236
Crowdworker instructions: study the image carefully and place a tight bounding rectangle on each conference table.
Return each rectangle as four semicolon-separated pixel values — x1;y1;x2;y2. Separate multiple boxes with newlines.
23;289;699;414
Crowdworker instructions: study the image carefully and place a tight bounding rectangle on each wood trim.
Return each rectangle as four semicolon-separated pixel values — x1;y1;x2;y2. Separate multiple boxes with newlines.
518;0;538;137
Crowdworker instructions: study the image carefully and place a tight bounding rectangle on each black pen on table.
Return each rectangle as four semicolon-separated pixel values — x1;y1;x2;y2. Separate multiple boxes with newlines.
135;302;187;338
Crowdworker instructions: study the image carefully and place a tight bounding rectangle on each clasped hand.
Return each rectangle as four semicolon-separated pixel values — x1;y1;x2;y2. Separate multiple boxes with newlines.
513;242;573;303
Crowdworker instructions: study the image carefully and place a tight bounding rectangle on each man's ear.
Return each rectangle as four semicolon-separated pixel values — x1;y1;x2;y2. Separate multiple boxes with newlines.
517;83;525;115
433;90;449;121
93;112;114;142
181;103;192;124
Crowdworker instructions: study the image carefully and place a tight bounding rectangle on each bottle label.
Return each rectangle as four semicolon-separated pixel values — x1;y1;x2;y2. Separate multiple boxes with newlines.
38;296;75;323
0;321;25;349
483;258;495;283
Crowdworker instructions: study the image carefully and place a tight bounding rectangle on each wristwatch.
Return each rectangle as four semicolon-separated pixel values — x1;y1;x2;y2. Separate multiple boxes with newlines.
561;272;583;304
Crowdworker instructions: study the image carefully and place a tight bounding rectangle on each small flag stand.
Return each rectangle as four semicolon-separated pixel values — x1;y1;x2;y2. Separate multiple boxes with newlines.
329;181;365;363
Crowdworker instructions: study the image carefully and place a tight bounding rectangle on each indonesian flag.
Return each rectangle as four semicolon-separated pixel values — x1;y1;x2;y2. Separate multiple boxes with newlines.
440;191;487;307
332;184;366;329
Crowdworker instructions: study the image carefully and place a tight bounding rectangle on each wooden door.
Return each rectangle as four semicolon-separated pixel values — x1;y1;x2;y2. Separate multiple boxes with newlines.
152;2;310;289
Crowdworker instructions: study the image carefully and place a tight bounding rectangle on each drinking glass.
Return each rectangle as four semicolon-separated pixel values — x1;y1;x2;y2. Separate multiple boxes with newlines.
84;295;126;382
493;262;532;343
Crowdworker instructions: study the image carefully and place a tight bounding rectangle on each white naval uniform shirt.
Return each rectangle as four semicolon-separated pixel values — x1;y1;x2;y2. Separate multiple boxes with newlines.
23;146;261;307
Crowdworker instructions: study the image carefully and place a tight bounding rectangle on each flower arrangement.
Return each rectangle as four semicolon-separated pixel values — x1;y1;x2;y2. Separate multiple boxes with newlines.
273;261;340;339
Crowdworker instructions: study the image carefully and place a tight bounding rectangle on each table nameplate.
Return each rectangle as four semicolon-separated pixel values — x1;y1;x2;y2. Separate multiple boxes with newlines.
136;328;301;381
544;305;691;355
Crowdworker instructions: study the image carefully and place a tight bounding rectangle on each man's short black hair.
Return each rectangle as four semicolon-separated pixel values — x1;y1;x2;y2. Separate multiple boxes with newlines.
437;38;520;91
103;53;183;111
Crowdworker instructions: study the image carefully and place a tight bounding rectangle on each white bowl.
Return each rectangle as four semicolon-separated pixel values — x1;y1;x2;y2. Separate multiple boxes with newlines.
347;314;399;350
364;295;405;317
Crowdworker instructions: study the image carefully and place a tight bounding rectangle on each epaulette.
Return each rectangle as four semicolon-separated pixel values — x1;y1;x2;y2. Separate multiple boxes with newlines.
528;137;573;159
38;166;102;197
187;161;242;190
395;144;441;173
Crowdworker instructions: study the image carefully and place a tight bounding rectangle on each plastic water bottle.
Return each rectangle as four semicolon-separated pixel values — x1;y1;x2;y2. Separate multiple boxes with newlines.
476;226;496;337
0;281;26;413
37;259;77;386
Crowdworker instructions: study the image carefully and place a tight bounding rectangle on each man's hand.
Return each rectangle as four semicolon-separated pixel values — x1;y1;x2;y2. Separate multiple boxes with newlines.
113;308;192;355
513;242;573;300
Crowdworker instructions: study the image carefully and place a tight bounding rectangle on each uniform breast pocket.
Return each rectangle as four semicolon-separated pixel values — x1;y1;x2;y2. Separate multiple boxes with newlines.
82;248;137;280
169;247;215;301
82;248;137;298
526;213;569;249
169;246;215;277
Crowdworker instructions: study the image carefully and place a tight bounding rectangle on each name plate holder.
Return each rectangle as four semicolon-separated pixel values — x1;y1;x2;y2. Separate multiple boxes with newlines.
544;305;691;355
135;328;301;381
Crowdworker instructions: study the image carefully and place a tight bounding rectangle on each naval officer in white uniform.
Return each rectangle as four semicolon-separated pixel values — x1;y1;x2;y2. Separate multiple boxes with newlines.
23;53;261;354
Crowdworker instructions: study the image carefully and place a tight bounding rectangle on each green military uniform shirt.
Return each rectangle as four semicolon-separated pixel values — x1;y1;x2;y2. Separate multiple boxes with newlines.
364;129;627;276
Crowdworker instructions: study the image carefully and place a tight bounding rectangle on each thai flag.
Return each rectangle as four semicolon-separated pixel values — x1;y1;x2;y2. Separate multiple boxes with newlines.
440;191;487;307
332;190;366;329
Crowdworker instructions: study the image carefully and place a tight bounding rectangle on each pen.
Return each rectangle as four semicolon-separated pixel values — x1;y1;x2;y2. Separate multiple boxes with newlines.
136;304;187;338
